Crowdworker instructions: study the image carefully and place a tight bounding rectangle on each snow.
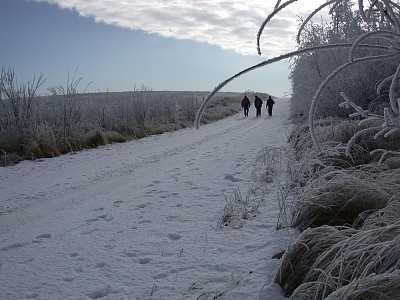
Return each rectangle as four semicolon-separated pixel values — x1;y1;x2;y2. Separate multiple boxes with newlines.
0;98;299;300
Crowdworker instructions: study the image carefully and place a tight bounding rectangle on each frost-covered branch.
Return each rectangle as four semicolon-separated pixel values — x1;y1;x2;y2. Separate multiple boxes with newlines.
257;0;298;56
195;43;392;129
371;148;400;163
296;0;339;44
349;30;400;62
309;52;400;152
389;63;400;113
345;126;382;157
339;92;368;118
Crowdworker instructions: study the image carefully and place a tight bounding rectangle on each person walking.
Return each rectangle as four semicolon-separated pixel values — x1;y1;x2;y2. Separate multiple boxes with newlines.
241;95;251;117
254;95;263;117
266;96;275;116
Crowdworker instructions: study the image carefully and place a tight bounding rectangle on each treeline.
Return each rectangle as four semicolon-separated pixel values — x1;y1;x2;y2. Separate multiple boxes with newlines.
0;67;240;165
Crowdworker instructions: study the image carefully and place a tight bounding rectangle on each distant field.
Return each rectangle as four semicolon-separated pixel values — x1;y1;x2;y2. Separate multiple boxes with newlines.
0;90;268;165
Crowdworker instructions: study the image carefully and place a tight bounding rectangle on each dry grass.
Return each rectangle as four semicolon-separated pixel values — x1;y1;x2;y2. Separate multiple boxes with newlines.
217;187;264;229
286;223;400;299
0;92;242;166
289;118;400;174
325;271;400;300
275;226;356;296
291;170;391;230
360;196;400;230
105;131;127;143
275;117;400;299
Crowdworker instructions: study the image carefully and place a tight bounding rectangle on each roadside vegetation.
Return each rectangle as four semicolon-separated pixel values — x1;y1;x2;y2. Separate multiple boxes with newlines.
196;0;400;299
275;1;400;299
0;67;242;166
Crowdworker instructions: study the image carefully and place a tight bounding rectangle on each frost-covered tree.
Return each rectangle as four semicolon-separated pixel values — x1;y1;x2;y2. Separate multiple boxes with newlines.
195;0;400;161
0;66;45;143
290;1;400;121
47;69;87;138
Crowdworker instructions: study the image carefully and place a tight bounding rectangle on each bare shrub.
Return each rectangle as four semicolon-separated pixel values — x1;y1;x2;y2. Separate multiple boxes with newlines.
0;66;45;152
218;187;263;229
180;95;201;122
47;68;88;138
219;146;286;229
150;94;176;124
130;84;155;127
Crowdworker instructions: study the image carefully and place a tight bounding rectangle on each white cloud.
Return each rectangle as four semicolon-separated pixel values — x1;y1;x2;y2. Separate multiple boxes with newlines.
34;0;328;58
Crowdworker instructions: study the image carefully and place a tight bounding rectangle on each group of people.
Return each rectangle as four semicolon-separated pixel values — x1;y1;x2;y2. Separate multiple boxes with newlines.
241;95;275;117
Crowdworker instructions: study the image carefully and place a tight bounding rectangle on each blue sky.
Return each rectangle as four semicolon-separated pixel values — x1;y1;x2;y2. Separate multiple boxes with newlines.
1;0;327;97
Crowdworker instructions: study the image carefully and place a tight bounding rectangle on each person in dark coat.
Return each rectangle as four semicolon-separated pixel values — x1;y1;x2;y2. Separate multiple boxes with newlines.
266;96;275;116
254;95;263;117
241;95;251;117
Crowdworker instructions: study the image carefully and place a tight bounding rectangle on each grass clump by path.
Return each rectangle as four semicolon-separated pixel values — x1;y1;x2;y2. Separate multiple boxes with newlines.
275;118;400;300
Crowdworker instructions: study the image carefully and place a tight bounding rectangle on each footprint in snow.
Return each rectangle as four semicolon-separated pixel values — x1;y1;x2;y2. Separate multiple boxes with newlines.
80;228;99;235
113;200;124;207
85;214;113;225
86;217;100;225
36;233;51;239
224;174;241;182
137;257;151;264
98;214;113;221
1;242;29;251
138;219;151;224
94;262;107;269
63;277;75;283
137;203;151;209
167;233;183;241
123;250;138;258
32;234;52;243
24;292;40;299
86;285;117;300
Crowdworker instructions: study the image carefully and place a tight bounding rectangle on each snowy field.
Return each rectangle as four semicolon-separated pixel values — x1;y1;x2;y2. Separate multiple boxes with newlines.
0;97;299;299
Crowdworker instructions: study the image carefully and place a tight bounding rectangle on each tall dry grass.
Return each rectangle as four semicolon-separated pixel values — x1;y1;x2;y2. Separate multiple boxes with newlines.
325;271;400;300
275;117;400;299
283;223;400;299
0;78;241;166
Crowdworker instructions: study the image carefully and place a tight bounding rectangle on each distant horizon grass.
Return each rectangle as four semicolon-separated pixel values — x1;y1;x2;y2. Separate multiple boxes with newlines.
0;86;268;166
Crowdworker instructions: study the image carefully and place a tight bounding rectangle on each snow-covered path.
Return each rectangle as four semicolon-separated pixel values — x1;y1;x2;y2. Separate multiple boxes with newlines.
1;98;296;300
